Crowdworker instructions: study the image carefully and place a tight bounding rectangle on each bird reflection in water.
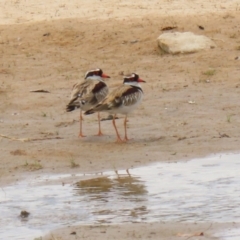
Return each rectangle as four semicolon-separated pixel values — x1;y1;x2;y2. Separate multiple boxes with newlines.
74;170;149;222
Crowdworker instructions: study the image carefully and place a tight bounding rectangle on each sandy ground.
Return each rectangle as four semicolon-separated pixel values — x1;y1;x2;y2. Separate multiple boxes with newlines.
1;0;240;239
43;222;240;240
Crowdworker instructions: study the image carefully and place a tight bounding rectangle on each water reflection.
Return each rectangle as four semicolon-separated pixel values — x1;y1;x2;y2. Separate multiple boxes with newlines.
74;172;148;222
76;177;113;193
0;153;240;240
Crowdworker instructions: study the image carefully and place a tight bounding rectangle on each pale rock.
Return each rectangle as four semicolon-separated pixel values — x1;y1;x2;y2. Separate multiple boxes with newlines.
157;32;216;54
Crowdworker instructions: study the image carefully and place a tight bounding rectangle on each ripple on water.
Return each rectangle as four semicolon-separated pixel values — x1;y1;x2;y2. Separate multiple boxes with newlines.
0;153;240;239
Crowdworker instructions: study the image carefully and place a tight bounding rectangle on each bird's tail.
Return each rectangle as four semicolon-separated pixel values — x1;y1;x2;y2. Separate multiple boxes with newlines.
84;109;95;115
66;102;80;112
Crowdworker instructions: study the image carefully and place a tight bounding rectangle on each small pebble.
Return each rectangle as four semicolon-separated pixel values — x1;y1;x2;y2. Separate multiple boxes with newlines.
20;210;30;218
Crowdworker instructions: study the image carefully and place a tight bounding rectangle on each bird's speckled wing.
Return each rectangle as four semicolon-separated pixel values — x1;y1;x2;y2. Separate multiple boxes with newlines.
93;85;143;112
66;80;108;112
84;81;108;106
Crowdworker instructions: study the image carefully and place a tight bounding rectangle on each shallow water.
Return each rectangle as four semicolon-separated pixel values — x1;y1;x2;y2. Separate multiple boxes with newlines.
0;153;239;239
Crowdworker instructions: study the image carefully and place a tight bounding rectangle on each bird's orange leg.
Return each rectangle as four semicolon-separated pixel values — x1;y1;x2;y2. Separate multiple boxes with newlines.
78;110;86;137
112;114;123;143
96;112;104;136
123;116;130;141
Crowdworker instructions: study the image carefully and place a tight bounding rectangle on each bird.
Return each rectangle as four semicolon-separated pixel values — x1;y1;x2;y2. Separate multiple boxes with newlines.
66;68;110;137
85;73;145;142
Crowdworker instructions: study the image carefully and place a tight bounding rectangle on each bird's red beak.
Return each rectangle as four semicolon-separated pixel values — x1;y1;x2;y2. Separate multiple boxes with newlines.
138;78;146;83
101;73;110;78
